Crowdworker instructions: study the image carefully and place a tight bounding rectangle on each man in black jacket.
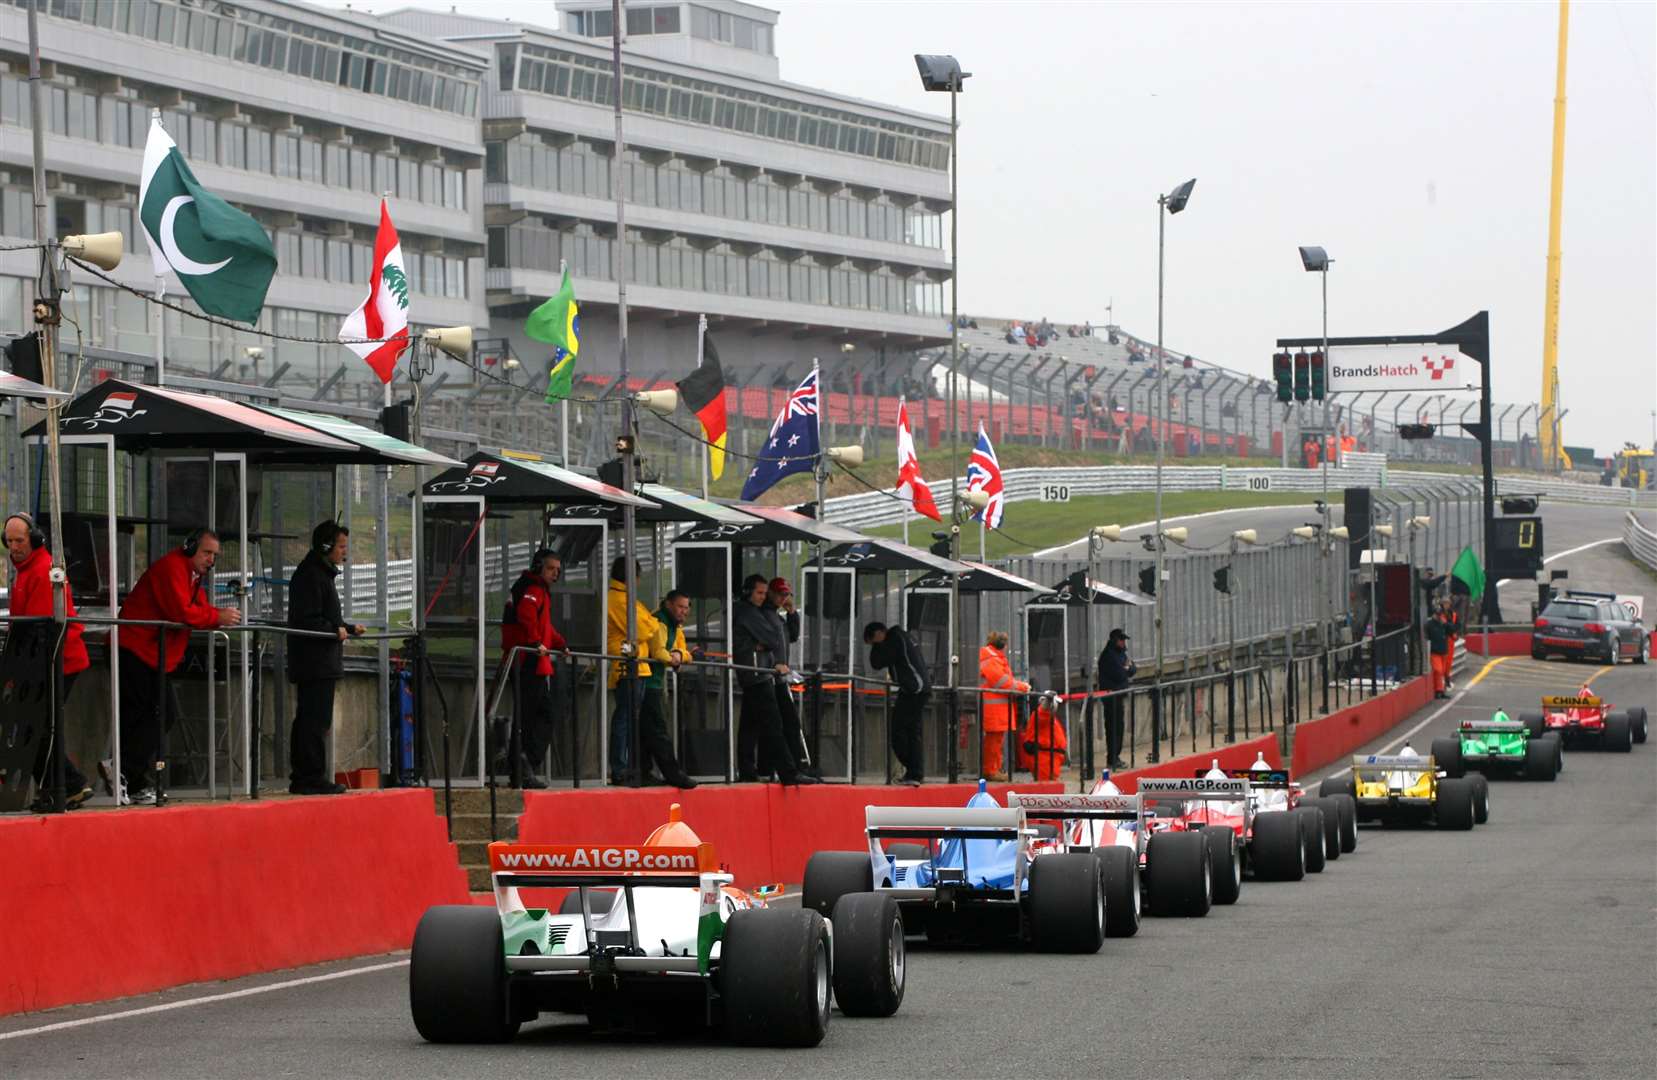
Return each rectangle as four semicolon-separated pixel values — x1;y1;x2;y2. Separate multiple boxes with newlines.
764;576;817;778
1097;628;1137;771
286;521;365;794
864;621;930;785
732;575;812;784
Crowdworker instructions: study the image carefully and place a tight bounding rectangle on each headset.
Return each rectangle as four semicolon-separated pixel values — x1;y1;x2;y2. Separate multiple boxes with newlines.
181;527;207;557
6;511;46;551
529;547;558;575
312;520;345;557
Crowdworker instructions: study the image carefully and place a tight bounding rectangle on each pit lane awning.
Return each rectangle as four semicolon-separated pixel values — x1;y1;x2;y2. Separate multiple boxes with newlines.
26;378;354;454
634;485;763;526
0;371;68;400
423;450;658;508
677;503;867;546
252;405;464;469
909;561;1049;593
820;537;972;575
1032;569;1155;607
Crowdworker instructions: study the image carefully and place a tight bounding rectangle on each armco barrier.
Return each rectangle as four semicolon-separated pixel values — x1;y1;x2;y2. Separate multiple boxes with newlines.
518;781;1064;888
0;789;469;1017
1289;675;1436;777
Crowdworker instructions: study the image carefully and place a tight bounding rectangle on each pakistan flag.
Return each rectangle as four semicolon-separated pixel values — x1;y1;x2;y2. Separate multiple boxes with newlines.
139;118;276;324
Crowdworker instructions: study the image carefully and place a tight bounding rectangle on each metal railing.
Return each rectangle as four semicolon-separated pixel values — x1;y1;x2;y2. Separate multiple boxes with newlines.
1624;510;1657;572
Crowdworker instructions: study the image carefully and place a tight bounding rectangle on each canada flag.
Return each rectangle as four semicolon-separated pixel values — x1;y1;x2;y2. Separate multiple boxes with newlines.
894;397;941;522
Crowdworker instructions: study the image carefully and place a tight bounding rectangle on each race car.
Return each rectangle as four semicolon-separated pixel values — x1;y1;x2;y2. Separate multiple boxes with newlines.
1137;768;1322;884
409;804;906;1047
1329;744;1483;829
1433;709;1561;781
802;781;1106;953
1205;755;1359;862
1518;689;1647;751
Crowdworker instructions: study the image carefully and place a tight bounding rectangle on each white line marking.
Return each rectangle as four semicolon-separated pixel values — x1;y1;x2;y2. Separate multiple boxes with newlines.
1034;505;1315;557
1496;536;1619;588
0;959;409;1041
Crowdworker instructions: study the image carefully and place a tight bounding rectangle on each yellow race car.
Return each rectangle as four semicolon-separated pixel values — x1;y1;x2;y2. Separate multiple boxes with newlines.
1333;744;1485;829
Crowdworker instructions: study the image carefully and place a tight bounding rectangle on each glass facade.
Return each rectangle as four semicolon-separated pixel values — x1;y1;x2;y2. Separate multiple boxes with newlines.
507;42;950;171
0;72;469;211
15;0;482;116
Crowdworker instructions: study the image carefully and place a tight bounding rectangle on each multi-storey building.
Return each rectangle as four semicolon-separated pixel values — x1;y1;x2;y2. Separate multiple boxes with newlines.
0;0;488;387
384;0;953;383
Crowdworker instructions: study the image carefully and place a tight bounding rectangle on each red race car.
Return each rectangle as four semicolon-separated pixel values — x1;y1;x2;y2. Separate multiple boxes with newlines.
1519;687;1648;752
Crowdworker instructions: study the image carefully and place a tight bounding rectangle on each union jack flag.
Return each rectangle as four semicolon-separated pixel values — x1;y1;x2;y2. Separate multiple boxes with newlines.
965;424;1004;528
741;369;821;501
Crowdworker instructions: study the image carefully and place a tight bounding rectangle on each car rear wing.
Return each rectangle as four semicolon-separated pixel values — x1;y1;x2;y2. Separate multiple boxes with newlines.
864;805;1027;842
486;842;717;891
1349;754;1436;777
1009;791;1142;821
1136;777;1250;801
1460;720;1527;733
1541;695;1601;708
1200;768;1290;788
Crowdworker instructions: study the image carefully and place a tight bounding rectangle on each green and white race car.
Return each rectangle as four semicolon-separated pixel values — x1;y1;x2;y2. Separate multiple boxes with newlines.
1433;710;1561;781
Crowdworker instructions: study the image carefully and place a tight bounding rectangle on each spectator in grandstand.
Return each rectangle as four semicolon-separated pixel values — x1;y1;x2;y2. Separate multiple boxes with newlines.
607;557;665;785
5;511;93;810
498;547;566;789
639;589;697;789
1127;348;1146;364
1097;628;1136;771
286;520;367;796
1006;320;1026;344
114;528;242;805
764;576;818;779
978;630;1027;781
733;574;812;784
865;620;930;785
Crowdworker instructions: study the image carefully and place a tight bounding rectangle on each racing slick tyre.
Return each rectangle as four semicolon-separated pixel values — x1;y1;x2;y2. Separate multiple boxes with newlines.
1144;832;1212;917
1518;711;1546;741
1328;794;1359;853
1468;774;1491;824
1430;737;1465;779
829;892;906;1017
1603;712;1633;752
721;907;833;1047
1302;797;1342;861
1202;826;1243;905
1628;706;1648;744
1028;852;1106;953
803;851;874;919
885;843;931;862
409;905;519;1044
1094;845;1141;938
1294;806;1327;873
1524;735;1560;781
1434;778;1476;830
558;888;617;915
1250;811;1306;882
1318;775;1355;800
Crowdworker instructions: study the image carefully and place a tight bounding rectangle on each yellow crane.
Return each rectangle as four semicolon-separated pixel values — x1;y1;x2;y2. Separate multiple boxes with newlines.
1538;0;1572;471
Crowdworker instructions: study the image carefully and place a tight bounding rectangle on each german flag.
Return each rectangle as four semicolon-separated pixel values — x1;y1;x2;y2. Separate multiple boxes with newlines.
677;334;728;480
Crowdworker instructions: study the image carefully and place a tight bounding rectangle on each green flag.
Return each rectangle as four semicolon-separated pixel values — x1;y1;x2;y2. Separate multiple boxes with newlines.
139;119;276;324
1451;545;1485;600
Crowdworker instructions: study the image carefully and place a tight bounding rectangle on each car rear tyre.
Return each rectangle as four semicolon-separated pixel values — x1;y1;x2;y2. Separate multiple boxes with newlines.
409;905;518;1044
1519;711;1546;741
1328;794;1359;853
1028;852;1105;953
1318;774;1355;800
1250;811;1305;881
803;851;874;918
1628;705;1648;744
1304;797;1342;860
1468;774;1490;823
1294;806;1327;872
1435;778;1476;830
721;907;832;1047
1524;734;1559;781
1430;737;1465;779
1203;827;1242;904
1145;832;1212;917
829;892;905;1017
1094;846;1141;938
1603;712;1633;752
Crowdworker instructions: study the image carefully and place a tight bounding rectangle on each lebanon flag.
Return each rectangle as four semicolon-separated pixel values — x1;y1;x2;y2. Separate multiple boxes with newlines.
894;397;941;522
338;200;410;383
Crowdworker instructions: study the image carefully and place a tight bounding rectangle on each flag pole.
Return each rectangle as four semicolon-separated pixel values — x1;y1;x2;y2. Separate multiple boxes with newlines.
697;312;708;501
558;258;570;466
150;108;166;386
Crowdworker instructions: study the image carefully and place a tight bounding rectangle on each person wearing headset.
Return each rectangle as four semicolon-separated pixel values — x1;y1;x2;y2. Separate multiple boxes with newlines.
4;512;94;810
115;527;242;804
285;520;366;795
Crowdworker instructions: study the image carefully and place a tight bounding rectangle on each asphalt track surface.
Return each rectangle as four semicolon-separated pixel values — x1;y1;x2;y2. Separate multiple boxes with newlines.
4;504;1653;1079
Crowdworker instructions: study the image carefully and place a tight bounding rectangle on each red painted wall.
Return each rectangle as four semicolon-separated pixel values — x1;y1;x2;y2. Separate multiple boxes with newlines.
1289;675;1435;776
1465;632;1532;657
0;789;468;1017
1110;734;1282;792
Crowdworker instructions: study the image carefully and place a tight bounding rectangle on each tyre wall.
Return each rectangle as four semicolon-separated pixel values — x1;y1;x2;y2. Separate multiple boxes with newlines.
0;789;468;1016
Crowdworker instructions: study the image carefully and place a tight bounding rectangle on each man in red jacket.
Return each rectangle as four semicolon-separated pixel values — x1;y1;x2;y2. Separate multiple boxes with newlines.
115;528;241;804
499;548;566;788
5;512;94;809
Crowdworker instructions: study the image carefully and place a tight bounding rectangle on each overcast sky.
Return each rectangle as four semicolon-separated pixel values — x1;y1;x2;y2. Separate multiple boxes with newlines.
345;1;1655;455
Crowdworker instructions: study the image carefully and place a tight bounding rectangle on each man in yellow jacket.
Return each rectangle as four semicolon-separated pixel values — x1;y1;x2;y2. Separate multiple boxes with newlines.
606;556;667;784
979;631;1028;781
